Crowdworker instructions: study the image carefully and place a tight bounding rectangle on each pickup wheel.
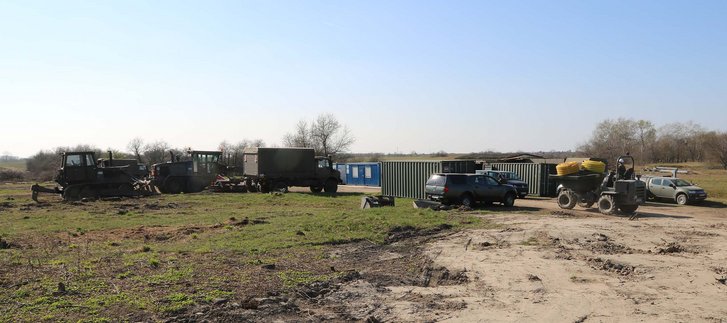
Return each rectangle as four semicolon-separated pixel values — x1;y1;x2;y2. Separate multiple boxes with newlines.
598;195;617;215
309;186;323;193
323;179;338;193
460;193;474;208
557;190;577;209
676;193;688;205
503;193;516;207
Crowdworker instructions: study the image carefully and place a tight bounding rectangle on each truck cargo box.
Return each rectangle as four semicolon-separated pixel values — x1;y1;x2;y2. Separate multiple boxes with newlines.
243;147;316;178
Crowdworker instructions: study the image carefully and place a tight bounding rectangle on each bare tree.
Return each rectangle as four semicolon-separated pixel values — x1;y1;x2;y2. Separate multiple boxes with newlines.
704;131;727;169
127;137;145;162
283;120;312;148
283;114;354;156
143;141;170;165
311;114;355;156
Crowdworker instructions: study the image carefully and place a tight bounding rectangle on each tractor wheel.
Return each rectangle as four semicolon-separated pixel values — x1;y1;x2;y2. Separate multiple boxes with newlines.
619;205;638;214
309;186;323;193
503;193;516;207
557;190;577;209
598;195;617;215
676;193;688;205
323;179;338;193
577;192;596;208
460;193;474;207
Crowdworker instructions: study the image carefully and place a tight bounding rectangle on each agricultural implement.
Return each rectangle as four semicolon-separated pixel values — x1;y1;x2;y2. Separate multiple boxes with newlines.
31;151;155;202
550;156;645;215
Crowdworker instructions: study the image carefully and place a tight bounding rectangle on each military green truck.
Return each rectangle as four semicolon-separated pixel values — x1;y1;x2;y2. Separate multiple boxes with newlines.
242;147;341;193
641;176;707;205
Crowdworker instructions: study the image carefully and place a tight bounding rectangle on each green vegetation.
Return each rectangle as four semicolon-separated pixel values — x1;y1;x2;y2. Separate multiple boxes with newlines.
0;183;486;321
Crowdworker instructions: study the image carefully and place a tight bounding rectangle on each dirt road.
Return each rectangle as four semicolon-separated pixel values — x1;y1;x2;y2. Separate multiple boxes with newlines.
322;198;727;322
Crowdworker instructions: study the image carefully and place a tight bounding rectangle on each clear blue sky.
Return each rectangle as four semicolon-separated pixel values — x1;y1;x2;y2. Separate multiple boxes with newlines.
1;0;726;157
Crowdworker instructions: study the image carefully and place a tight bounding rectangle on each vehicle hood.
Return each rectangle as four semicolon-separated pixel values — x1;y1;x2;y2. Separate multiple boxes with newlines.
681;185;704;191
504;180;527;186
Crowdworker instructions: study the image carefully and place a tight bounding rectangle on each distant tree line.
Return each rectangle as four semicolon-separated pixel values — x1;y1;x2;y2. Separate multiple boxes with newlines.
578;118;727;169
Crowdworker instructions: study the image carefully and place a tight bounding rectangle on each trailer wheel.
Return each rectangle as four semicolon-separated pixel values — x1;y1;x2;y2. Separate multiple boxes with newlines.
323;179;338;193
598;195;617;215
619;205;638;214
557;190;577;209
310;186;323;193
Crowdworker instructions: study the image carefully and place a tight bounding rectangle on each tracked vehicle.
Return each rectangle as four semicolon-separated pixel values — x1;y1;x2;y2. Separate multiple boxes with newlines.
31;151;154;202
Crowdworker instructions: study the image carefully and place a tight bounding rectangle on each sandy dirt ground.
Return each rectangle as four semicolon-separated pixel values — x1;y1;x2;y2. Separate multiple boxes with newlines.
320;198;727;322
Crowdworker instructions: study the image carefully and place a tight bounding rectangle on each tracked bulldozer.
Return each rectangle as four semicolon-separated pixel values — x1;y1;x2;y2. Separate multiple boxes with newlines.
31;151;155;202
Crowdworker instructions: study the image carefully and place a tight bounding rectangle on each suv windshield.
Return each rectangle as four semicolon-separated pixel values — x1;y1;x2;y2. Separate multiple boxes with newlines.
426;174;445;186
503;172;520;180
673;179;692;187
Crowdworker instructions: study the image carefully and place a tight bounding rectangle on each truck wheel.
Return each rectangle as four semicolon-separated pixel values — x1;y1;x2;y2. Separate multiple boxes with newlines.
676;193;688;205
577;193;596;208
557;191;577;209
598;195;617;215
503;193;515;207
460;193;474;207
323;179;338;193
310;186;323;193
619;205;638;214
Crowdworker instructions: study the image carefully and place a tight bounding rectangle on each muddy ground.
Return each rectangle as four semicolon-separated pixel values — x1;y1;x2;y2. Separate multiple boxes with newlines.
181;197;727;322
311;198;727;322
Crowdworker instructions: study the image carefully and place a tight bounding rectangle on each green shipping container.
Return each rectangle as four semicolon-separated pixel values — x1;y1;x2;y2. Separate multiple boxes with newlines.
381;160;476;199
489;163;558;197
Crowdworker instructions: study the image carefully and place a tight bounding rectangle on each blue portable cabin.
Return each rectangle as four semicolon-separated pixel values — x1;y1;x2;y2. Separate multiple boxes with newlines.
345;162;381;187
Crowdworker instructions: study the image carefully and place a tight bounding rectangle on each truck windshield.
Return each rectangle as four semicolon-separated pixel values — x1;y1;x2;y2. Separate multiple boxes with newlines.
317;159;330;168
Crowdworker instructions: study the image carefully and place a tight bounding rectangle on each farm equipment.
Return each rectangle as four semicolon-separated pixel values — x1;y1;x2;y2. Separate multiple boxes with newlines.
31;151;155;202
550;156;646;215
151;150;222;194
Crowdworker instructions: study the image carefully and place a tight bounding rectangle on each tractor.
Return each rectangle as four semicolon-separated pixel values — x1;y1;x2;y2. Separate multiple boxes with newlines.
551;155;646;215
31;151;154;202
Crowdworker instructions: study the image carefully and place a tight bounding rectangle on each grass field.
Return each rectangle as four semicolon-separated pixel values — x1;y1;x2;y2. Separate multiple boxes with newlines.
0;160;26;171
0;183;499;322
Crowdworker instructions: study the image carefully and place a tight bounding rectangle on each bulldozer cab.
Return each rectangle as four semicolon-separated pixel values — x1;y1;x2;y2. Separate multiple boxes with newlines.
60;152;98;185
191;151;221;175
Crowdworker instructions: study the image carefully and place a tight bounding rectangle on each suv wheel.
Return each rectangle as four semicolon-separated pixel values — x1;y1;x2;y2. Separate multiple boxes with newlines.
503;193;515;207
460;194;474;207
676;193;688;205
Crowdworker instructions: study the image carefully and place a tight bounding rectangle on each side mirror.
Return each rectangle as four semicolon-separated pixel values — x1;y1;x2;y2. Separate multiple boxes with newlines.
669;183;676;189
499;178;507;185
